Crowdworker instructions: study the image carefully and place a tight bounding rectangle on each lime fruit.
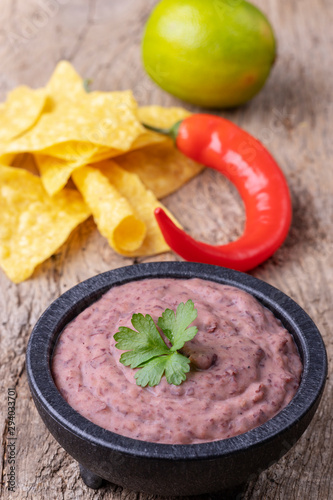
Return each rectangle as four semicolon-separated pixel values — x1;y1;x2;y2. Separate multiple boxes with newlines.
142;0;276;108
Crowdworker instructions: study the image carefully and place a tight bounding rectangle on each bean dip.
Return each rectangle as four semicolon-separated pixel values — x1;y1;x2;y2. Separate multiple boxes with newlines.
52;278;302;444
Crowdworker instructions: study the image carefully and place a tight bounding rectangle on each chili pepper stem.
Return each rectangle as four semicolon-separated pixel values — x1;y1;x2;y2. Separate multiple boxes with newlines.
141;123;170;135
142;120;183;141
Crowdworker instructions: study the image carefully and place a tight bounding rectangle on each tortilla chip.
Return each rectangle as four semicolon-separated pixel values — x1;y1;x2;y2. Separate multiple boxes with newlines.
114;140;204;199
34;132;168;196
4;62;147;157
47;59;83;95
0;86;47;145
39;142;108;163
34;142;122;196
34;154;88;196
0;164;91;283
95;160;180;256
112;106;204;198
0;63;205;282
137;106;192;129
128;129;165;151
0;154;15;165
72;166;146;253
12;153;40;176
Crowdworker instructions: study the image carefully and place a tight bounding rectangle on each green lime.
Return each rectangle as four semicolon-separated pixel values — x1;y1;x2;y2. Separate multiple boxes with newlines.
142;0;276;108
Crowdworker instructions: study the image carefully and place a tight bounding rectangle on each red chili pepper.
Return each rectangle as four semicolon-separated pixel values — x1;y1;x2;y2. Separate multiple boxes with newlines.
143;114;292;272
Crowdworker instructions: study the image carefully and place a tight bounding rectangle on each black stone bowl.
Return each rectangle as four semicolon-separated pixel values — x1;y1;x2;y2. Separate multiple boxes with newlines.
26;262;327;496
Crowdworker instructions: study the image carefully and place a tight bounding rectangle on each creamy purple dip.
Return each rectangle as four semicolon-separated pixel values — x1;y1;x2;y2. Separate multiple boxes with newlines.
52;278;302;444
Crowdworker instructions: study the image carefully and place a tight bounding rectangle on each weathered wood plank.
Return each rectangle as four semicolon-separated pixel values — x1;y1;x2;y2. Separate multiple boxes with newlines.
1;0;332;498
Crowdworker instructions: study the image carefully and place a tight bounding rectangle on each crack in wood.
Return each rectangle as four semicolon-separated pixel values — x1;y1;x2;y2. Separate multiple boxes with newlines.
0;419;9;495
66;0;97;62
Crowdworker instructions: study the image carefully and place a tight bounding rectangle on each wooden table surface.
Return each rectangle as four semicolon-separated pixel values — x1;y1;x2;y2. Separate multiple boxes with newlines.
1;0;332;498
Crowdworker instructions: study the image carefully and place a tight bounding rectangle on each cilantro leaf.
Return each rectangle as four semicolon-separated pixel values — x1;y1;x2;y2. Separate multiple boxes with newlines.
114;313;169;368
158;299;198;351
135;355;169;387
135;352;190;387
114;300;198;387
164;352;191;385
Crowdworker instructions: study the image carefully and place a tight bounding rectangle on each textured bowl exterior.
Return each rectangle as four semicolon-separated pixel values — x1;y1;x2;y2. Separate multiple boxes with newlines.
26;262;327;496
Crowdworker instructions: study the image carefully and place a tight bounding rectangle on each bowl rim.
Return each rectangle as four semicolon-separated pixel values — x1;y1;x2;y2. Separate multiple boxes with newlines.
26;262;327;460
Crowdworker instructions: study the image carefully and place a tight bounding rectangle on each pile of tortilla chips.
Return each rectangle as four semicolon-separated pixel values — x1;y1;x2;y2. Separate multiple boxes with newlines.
0;61;203;283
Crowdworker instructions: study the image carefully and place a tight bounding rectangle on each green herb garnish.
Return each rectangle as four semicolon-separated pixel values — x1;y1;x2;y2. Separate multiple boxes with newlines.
83;78;93;93
114;300;198;387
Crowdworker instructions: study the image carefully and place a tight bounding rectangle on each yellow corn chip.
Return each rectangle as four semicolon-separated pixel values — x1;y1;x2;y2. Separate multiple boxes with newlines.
39;142;108;163
12;153;40;176
0;164;91;283
34;143;120;196
0;154;15;165
34;154;88;196
0;64;205;282
128;129;165;151
137;105;192;129
86;131;165;163
34;135;170;197
111;105;204;198
5;62;147;156
114;140;204;199
0;86;47;145
47;59;83;95
96;160;180;256
72;166;146;254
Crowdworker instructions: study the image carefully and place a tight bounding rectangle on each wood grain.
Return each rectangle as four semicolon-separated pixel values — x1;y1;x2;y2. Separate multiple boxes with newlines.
1;0;332;498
